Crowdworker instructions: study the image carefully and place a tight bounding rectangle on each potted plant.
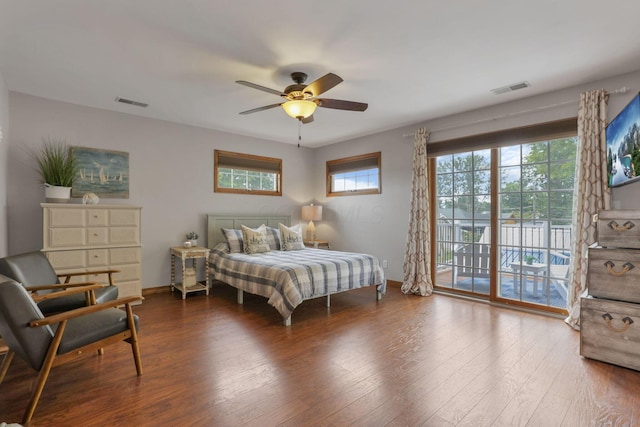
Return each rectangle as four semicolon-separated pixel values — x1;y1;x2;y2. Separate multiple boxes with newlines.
523;255;536;265
186;232;199;247
35;137;78;203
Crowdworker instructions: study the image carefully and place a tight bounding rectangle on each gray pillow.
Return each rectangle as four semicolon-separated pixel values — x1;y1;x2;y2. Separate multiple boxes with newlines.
221;228;243;253
265;226;281;250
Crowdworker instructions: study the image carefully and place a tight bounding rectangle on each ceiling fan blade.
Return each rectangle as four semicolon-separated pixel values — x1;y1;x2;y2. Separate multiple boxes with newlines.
303;73;343;97
316;98;368;112
236;80;285;97
301;115;314;124
239;103;282;115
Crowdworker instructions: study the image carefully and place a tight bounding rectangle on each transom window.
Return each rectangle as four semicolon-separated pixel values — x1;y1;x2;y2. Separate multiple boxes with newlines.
214;150;282;196
326;152;381;196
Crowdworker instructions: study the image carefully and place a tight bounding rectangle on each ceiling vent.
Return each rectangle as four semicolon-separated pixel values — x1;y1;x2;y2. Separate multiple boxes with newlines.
490;81;531;95
115;97;148;108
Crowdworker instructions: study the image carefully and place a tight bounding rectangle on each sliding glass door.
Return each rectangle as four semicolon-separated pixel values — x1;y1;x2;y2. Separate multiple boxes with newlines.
433;137;576;312
434;150;491;297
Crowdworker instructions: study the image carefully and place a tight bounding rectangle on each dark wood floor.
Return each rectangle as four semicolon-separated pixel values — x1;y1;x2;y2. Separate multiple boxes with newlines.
2;282;639;426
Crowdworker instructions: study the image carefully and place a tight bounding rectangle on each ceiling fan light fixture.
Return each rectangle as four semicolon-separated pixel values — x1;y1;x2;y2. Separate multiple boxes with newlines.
282;100;317;119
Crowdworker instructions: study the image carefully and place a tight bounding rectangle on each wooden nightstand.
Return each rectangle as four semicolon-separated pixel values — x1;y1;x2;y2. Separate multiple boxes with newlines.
170;246;210;299
304;240;330;249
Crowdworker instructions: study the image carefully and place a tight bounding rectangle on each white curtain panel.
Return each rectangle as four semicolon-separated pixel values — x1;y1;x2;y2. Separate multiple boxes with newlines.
565;89;610;329
402;128;433;296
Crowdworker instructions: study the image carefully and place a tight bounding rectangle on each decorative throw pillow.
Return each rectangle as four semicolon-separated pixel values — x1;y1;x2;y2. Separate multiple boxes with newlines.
265;226;281;251
241;224;271;254
221;228;243;253
279;223;305;251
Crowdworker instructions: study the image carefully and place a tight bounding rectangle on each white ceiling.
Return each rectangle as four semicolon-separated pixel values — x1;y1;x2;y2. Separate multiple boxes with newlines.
2;1;640;147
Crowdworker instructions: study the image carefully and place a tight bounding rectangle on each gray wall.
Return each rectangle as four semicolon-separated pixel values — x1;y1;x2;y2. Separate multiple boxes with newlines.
314;69;640;281
0;71;8;257
7;93;314;287
309;129;413;280
5;69;640;286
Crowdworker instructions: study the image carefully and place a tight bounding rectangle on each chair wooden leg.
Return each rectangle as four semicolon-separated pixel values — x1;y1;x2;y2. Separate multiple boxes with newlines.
126;303;143;376
84;290;105;356
23;321;66;424
0;349;15;384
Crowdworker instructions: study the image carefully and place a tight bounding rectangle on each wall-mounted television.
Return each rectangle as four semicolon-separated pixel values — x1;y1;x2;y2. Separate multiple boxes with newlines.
606;92;640;187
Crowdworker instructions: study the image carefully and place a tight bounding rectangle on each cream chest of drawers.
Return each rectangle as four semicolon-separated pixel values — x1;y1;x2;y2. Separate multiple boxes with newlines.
41;203;142;300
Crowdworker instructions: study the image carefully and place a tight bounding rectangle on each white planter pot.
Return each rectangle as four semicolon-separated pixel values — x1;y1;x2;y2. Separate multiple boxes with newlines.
44;185;72;203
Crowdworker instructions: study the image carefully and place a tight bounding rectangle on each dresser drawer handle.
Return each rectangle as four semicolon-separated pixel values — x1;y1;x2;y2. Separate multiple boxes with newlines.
604;260;634;276
607;220;636;232
602;313;634;333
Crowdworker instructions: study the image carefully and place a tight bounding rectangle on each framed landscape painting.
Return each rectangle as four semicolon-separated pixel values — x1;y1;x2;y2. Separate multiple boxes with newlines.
606;92;640;187
71;146;130;198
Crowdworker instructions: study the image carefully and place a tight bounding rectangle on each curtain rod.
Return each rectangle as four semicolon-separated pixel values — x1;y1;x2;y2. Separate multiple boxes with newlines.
402;86;631;138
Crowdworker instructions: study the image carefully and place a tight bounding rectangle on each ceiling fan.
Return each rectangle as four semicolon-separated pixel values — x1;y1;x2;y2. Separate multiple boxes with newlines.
236;72;368;124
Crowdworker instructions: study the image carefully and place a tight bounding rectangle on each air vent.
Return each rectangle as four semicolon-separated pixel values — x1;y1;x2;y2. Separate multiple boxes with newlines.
490;81;531;95
115;97;148;108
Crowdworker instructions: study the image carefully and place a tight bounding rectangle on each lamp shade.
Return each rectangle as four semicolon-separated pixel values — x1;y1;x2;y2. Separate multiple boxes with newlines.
301;204;322;221
282;100;317;119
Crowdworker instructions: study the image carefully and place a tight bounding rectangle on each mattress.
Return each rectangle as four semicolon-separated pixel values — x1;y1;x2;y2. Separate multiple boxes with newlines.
209;243;386;319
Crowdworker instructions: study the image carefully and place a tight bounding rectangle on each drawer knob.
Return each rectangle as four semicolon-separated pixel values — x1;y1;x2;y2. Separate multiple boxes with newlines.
607;220;635;232
604;260;634;276
602;313;634;333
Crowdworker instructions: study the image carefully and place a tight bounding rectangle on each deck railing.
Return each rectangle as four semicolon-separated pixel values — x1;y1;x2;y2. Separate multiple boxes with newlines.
436;223;572;268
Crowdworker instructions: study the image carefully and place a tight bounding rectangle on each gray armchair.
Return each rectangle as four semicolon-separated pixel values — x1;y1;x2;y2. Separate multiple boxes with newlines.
0;251;119;314
0;275;142;424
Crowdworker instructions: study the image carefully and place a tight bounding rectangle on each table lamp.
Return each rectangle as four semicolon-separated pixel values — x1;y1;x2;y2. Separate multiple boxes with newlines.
301;204;322;241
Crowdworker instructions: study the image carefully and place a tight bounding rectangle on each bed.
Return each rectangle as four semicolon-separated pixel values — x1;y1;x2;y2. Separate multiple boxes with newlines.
207;214;386;325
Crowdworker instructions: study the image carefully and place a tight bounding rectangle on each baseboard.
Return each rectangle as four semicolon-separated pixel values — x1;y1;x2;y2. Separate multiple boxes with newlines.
387;279;402;288
142;285;172;296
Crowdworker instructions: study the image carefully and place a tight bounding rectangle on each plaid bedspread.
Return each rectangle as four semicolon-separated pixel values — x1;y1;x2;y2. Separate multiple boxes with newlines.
209;243;386;319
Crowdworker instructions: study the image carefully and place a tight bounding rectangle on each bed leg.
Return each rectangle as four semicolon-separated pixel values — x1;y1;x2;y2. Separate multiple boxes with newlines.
326;294;331;307
377;290;383;301
284;316;291;327
237;289;243;304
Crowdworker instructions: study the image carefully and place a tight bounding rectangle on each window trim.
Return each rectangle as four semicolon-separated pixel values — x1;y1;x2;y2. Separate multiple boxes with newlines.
326;151;381;197
426;117;577;157
214;149;282;196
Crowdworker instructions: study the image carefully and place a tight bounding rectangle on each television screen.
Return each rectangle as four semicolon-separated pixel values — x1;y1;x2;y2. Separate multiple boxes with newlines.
606;92;640;187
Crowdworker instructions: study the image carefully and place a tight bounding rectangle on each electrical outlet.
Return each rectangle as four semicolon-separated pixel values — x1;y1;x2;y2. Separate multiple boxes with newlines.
382;259;388;268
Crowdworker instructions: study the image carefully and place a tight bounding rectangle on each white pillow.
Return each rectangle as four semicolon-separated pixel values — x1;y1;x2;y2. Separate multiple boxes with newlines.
279;223;305;251
241;224;271;254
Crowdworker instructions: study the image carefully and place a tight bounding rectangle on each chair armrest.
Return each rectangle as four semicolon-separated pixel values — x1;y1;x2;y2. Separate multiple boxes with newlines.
29;284;103;302
550;250;570;261
25;282;104;292
57;269;121;278
58;269;121;285
30;295;142;327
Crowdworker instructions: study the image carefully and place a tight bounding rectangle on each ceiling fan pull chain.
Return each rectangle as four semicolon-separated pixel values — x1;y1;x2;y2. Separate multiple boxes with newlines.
298;119;302;148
